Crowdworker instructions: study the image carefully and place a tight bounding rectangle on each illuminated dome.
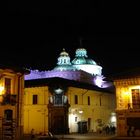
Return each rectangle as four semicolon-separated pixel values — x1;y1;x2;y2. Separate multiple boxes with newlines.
75;48;88;57
59;48;69;56
86;59;97;65
25;47;109;88
54;48;76;71
72;48;97;65
72;48;102;76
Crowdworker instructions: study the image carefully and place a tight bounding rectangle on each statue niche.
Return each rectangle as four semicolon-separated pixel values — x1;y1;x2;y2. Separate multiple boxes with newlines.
49;85;68;106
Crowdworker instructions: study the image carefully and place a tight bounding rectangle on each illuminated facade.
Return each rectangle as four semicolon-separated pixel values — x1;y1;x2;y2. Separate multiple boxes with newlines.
24;48;116;135
0;66;28;140
24;77;115;134
113;68;140;137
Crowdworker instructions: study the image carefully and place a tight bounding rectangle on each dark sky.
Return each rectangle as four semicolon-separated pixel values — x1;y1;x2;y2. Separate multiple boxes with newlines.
2;1;139;76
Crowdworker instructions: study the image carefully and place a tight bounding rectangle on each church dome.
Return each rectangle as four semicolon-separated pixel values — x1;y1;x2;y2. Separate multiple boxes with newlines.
57;48;71;66
86;59;97;65
72;57;86;65
72;48;102;75
72;48;97;65
54;65;76;71
54;48;76;71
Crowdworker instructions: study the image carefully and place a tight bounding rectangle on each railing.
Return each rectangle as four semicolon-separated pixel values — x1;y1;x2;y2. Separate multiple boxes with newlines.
1;118;16;140
0;94;17;106
127;103;140;109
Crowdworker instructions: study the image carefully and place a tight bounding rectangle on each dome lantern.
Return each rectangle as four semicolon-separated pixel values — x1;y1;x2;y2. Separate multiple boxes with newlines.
54;48;76;71
57;48;71;66
75;48;88;57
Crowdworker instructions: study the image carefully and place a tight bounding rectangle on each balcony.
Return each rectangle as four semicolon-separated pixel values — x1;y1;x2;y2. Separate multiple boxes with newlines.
117;104;140;118
0;94;17;106
127;103;140;110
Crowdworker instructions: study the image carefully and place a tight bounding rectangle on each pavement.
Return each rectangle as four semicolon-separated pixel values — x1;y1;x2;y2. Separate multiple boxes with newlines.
23;133;140;140
55;133;140;140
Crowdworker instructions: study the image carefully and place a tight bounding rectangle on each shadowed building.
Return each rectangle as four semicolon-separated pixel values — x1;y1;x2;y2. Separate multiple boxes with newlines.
24;48;116;135
0;65;29;140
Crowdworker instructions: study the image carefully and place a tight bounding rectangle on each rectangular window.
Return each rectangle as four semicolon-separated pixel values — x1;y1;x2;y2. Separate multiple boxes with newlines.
88;96;90;105
131;89;140;109
75;117;77;122
5;78;11;94
100;96;101;106
74;95;78;104
33;95;38;104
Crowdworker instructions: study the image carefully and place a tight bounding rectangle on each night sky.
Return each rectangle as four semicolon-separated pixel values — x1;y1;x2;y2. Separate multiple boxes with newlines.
2;1;139;76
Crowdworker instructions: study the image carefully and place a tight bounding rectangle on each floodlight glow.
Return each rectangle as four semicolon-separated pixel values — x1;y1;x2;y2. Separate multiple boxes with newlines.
54;88;63;94
0;85;4;95
73;65;102;75
94;76;104;88
111;113;117;123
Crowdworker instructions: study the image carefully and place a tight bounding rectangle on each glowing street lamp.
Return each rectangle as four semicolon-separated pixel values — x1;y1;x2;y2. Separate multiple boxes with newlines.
79;110;83;114
78;109;83;121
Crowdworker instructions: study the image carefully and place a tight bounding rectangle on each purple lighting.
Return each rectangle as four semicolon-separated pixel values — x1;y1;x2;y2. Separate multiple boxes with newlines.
25;48;113;89
25;69;111;88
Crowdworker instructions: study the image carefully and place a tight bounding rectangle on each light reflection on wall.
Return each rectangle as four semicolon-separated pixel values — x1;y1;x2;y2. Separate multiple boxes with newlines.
94;76;104;87
0;85;4;95
0;85;4;103
110;112;117;127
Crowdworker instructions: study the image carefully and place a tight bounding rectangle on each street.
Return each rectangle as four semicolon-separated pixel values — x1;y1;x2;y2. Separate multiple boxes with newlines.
23;133;140;140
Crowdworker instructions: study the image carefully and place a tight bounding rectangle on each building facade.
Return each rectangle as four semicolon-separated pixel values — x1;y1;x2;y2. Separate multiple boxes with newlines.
24;48;116;135
0;66;28;140
113;68;140;137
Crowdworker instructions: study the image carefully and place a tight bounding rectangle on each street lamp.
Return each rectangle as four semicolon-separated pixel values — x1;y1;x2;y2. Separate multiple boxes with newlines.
79;110;83;114
78;109;83;121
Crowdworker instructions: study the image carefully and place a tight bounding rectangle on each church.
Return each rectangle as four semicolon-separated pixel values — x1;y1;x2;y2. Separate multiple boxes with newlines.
24;48;116;134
